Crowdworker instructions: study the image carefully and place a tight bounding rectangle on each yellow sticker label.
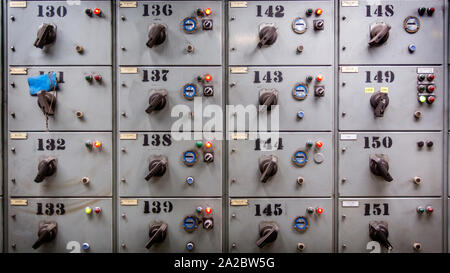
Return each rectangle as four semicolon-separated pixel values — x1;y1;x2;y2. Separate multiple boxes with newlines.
380;87;389;93
10;67;28;75
10;133;27;139
120;199;138;206
230;1;248;8
340;66;358;73
120;67;138;74
120;133;137;140
341;0;359;7
365;87;375;93
230;67;248;74
10;1;27;8
232;133;248;140
120;1;137;8
10;199;28;206
230;199;249;206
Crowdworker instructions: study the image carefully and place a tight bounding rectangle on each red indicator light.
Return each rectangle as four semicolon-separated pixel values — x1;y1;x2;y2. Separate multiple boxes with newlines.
426;206;434;213
205;141;212;149
316;207;324;214
205;74;212;82
94;207;102;214
94;8;102;16
205;207;212;214
94;75;102;81
427;85;435;92
316;8;323;15
94;141;102;148
315;141;323;148
427;96;435;104
427;74;435;81
205;8;212;16
316;75;323;82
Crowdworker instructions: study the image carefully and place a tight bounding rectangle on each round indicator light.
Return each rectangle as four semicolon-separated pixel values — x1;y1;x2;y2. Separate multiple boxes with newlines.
204;74;212;82
293;150;308;167
418;7;426;16
196;206;203;213
306;140;313;147
427;96;435;104
294;216;308;231
183;216;198;231
196;8;204;16
195;141;203;148
427;7;435;16
306;76;313;82
316;207;324;214
85;207;92;215
292;17;307;34
94;207;101;214
94;141;102;148
85;9;93;16
417;141;425;147
427;85;435;92
418;95;427;103
82;243;90;251
205;8;212;16
205;207;212;214
186;176;195;185
183;84;197;100
205;141;212;149
85;75;93;81
292;84;308;100
85;141;92;148
186;242;195;251
408;44;416;53
307;207;314;214
316;75;323;82
183;151;197;166
417;206;425;214
418;85;426;92
297;111;305;119
426;141;434;147
417;74;425;81
94;75;102;81
426;206;434;213
315;8;323;16
427;74;435;81
306;8;313;16
93;8;102;16
315;141;323;148
183;18;198;33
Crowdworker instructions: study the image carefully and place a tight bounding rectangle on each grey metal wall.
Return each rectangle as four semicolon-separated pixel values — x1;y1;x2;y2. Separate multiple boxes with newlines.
0;0;449;253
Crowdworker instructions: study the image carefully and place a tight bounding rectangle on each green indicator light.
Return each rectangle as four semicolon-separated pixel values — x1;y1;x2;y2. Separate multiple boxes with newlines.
85;75;92;81
307;76;313;82
196;206;203;213
419;96;426;103
197;76;203;82
307;8;313;14
418;75;425;81
196;141;203;148
85;141;92;148
418;208;425;213
307;207;314;213
306;140;313;147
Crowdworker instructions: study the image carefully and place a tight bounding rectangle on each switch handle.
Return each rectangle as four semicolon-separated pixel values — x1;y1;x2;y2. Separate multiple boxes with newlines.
145;222;168;249
34;158;57;183
32;221;57;249
256;224;278;248
36;91;56;116
368;24;391;47
260;160;276;183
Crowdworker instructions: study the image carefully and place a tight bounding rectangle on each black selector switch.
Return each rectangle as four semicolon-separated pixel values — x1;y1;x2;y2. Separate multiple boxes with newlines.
370;91;389;117
259;89;279;111
369;154;393;182
34;157;57;183
258;25;278;48
256;222;279;248
34;24;57;49
259;155;278;183
32;221;58;249
147;24;167;48
369;221;393;251
145;156;168;181
368;22;391;47
37;91;57;116
146;90;168;114
145;222;168;249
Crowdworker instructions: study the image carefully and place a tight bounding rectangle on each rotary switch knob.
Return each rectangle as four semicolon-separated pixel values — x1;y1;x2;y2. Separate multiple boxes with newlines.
370;91;389;117
32;221;58;249
369;154;393;182
368;22;391;47
369;221;393;251
145;156;168;181
34;24;57;49
256;221;279;248
147;24;167;48
145;222;168;249
34;157;57;183
259;155;278;183
259;89;279;111
258;25;278;48
146;90;168;114
37;91;57;116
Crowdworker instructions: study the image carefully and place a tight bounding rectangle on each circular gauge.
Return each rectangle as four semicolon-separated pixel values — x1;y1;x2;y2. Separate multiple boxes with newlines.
403;16;420;33
183;150;198;166
183;216;198;232
292;17;307;34
293;216;308;232
292;150;308;167
292;84;308;100
183;17;198;33
183;84;197;100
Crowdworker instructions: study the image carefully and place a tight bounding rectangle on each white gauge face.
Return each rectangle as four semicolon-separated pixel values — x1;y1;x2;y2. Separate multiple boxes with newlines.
404;16;420;33
292;17;307;34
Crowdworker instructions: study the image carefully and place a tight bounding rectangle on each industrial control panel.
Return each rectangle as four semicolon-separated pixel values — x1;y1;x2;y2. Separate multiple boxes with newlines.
0;0;449;254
